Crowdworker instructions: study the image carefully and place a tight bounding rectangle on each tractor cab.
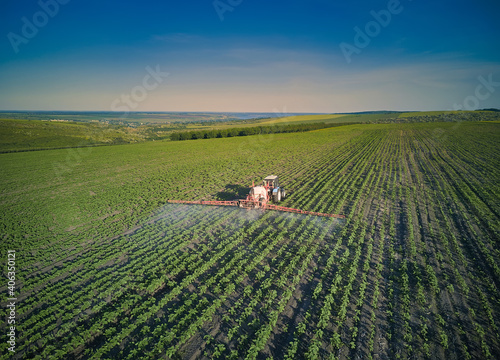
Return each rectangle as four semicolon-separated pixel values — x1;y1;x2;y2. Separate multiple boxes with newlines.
263;175;279;188
263;175;286;203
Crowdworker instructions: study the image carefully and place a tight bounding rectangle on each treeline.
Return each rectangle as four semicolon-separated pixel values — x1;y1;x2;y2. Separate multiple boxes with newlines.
170;122;357;141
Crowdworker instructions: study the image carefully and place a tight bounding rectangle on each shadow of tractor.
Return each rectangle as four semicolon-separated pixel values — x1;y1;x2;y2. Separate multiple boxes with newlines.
216;184;249;201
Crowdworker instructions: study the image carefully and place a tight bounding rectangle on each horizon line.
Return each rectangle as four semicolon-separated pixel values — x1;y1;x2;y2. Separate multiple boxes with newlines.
1;109;494;114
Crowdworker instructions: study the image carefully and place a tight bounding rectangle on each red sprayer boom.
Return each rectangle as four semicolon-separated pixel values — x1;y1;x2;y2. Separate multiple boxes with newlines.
167;175;346;219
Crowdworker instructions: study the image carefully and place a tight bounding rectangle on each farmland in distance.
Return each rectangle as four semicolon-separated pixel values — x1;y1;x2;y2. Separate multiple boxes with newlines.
0;121;499;359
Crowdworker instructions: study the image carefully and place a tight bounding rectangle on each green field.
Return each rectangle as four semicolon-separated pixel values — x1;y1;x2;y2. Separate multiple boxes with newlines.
253;112;407;125
0;119;144;152
255;114;349;125
0;121;499;359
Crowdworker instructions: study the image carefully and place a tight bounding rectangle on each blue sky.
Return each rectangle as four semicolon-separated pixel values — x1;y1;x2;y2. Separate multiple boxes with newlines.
0;0;499;112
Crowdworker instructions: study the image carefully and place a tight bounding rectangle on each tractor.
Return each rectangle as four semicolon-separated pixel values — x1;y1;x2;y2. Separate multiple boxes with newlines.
238;175;286;209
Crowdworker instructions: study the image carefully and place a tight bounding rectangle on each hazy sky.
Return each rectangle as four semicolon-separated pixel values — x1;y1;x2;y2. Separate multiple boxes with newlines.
1;0;499;113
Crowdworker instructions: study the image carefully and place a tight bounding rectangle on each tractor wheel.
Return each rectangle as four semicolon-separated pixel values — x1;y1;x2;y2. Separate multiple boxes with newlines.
281;188;286;199
273;191;281;203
